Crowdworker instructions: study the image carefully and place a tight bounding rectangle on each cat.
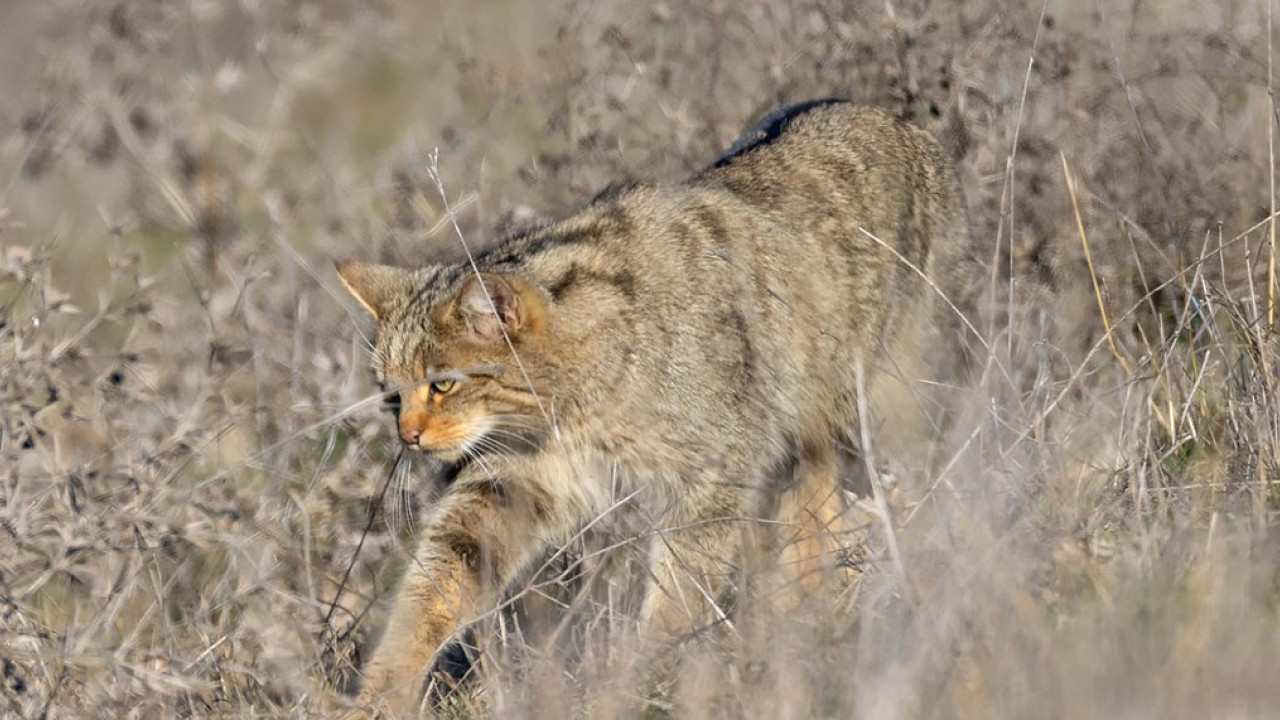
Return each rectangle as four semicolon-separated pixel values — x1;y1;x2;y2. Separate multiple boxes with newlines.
337;100;980;714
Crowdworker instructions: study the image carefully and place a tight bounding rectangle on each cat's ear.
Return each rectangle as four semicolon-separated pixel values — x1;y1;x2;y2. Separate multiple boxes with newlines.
336;261;412;321
457;272;538;341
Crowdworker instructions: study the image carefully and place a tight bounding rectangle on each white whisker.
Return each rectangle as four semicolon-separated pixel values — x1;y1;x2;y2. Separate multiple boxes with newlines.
485;428;541;443
472;436;520;458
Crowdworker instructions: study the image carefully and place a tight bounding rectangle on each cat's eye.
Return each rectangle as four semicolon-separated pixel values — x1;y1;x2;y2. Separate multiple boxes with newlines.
429;379;456;396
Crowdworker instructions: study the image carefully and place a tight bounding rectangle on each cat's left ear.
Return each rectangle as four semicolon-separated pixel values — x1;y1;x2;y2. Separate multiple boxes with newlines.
336;261;413;321
457;272;541;341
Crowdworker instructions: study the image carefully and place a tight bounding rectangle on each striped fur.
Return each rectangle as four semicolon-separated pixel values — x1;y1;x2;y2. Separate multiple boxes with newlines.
338;101;982;714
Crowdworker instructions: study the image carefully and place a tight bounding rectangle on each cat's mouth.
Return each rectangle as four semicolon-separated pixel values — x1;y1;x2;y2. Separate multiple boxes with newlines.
417;441;470;463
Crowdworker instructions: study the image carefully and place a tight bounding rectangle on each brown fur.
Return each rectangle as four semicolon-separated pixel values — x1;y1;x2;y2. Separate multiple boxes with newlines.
337;101;981;714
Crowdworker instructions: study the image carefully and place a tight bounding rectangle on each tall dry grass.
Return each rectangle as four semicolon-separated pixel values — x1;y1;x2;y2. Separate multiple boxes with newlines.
2;0;1278;717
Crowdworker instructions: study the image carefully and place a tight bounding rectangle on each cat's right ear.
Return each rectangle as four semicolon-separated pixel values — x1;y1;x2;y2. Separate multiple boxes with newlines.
336;261;412;321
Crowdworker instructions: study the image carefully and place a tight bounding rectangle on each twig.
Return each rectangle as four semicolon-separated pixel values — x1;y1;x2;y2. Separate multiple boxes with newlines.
1002;0;1051;358
1268;0;1276;327
1061;152;1132;375
853;355;908;596
325;449;407;628
423;150;556;436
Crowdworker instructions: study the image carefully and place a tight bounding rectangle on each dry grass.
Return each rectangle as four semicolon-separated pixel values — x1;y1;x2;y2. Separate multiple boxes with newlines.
2;0;1279;717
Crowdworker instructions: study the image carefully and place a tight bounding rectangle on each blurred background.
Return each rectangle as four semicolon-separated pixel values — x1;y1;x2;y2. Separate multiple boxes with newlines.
2;1;1278;717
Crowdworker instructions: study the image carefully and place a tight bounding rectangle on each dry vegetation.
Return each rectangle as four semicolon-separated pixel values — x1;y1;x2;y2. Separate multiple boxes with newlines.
2;0;1280;717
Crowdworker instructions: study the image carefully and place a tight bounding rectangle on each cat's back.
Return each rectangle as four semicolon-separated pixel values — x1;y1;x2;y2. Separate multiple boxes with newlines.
704;101;954;186
501;101;976;335
702;101;977;340
701;102;968;256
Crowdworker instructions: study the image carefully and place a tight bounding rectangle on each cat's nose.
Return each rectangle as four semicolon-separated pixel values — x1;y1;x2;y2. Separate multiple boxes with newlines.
399;407;428;447
399;425;421;446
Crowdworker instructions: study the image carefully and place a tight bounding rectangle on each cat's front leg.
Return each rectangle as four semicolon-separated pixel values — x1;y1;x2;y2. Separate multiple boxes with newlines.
355;470;573;715
355;551;472;714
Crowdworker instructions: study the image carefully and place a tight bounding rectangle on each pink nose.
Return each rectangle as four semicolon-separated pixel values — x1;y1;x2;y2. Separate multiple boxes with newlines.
399;425;421;445
399;407;428;447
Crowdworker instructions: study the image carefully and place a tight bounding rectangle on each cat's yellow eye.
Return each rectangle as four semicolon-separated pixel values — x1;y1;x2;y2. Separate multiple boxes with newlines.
429;379;456;396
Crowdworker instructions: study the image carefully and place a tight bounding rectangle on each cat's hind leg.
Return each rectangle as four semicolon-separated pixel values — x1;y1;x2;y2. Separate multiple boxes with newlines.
775;439;864;598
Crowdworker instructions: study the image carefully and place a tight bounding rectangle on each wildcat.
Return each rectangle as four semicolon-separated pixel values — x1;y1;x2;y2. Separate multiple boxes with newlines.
338;100;980;713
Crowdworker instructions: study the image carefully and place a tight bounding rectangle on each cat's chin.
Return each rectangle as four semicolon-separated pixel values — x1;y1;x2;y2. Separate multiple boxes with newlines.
419;444;467;464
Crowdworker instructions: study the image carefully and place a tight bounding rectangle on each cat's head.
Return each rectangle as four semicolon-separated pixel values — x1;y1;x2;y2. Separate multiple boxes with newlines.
337;260;552;462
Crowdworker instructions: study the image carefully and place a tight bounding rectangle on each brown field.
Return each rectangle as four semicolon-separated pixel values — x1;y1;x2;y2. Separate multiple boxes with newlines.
3;0;1279;717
